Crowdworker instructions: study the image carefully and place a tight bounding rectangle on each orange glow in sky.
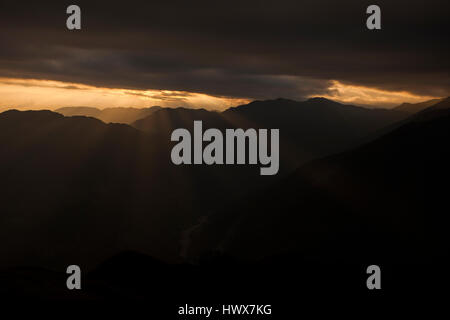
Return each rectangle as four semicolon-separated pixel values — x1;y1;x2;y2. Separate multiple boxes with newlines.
0;77;250;112
318;80;440;108
0;77;442;112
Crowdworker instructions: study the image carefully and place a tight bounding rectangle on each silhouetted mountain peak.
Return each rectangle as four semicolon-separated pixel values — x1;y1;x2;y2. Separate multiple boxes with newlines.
134;107;217;123
305;97;337;104
409;97;450;122
0;109;64;123
274;97;296;103
227;97;356;115
431;96;450;109
55;106;163;124
132;107;225;135
156;107;213;114
393;98;444;114
225;98;301;113
0;109;143;136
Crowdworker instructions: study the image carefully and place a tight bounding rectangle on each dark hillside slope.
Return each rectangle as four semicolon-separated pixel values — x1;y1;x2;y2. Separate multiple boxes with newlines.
0;110;265;269
134;98;408;172
189;108;450;262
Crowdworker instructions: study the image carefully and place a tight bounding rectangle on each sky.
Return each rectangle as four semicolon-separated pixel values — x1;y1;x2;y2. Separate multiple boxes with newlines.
0;0;448;110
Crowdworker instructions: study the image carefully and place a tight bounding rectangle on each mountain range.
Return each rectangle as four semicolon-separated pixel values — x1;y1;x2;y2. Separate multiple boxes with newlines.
187;98;450;262
132;98;410;171
0;96;448;271
55;106;162;124
392;98;444;114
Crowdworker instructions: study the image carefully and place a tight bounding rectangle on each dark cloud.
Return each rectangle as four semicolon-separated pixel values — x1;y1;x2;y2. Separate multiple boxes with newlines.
0;0;448;100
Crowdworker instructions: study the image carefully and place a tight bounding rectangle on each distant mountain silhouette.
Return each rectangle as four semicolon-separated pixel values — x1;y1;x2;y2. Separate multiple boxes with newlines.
0;110;165;268
411;96;450;121
0;97;439;271
0;109;276;269
54;106;102;118
133;97;409;171
132;107;228;136
188;104;450;262
366;97;450;141
1;99;449;305
392;98;443;114
55;106;162;124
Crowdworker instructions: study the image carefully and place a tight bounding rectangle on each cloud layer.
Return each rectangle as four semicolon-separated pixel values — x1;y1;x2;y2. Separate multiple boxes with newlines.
0;0;448;104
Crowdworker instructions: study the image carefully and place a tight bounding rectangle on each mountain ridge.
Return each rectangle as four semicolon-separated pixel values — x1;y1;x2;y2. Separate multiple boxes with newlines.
392;98;443;114
132;97;409;171
55;105;162;124
187;106;450;261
